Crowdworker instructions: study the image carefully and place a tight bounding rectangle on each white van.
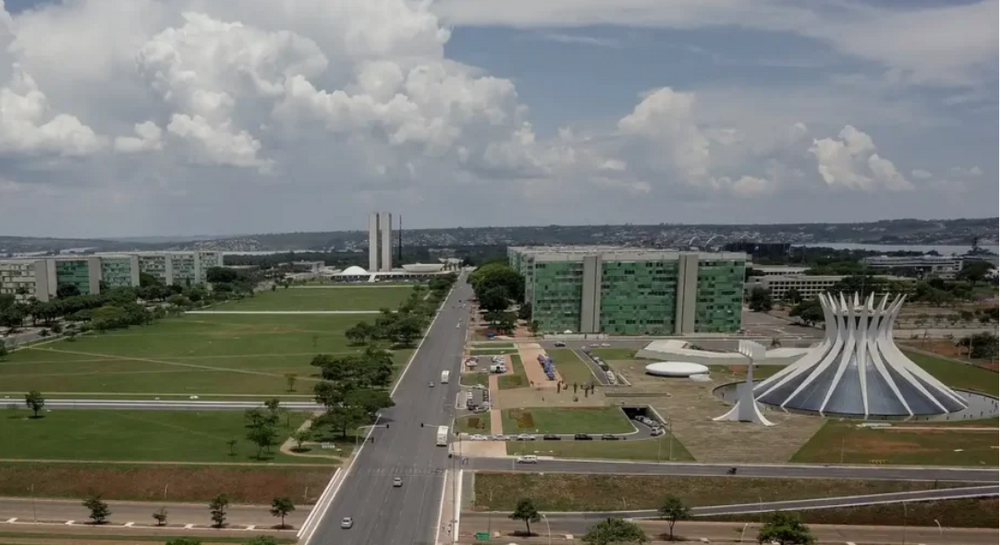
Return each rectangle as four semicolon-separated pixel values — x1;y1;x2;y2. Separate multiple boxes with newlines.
441;370;450;384
516;455;538;464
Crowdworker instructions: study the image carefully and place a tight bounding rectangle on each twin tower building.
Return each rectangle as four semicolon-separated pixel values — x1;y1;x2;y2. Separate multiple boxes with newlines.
367;212;395;273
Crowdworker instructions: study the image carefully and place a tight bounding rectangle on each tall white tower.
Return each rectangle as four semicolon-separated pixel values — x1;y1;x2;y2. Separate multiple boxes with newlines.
368;213;380;272
379;212;393;272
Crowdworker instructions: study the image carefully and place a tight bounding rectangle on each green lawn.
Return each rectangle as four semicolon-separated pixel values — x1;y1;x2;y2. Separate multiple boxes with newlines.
211;285;416;311
0;533;296;544
791;420;998;466
589;348;639;360
497;355;529;389
0;313;412;396
469;348;519;355
546;348;598;385
455;414;491;434
505;434;693;461
501;407;634;434
904;350;999;396
0;410;332;464
460;372;490;387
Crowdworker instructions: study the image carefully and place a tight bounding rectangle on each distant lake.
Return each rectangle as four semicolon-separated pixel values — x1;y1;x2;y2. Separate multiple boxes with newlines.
798;243;999;256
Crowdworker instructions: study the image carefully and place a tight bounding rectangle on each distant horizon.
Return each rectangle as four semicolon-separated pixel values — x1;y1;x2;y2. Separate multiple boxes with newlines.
3;216;997;243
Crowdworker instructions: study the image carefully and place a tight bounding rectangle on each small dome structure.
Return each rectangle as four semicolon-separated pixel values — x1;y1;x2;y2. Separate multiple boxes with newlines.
645;361;710;377
339;265;369;276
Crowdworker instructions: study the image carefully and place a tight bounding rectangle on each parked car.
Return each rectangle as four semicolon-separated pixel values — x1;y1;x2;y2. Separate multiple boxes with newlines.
601;434;621;441
516;455;539;464
554;341;566;347
574;433;593;441
542;434;561;441
517;433;536;441
650;427;665;437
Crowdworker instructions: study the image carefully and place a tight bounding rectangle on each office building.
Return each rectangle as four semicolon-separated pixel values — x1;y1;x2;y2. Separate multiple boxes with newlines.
129;251;222;286
367;212;393;273
0;255;138;302
746;274;914;301
0;259;44;301
860;255;964;279
509;246;746;335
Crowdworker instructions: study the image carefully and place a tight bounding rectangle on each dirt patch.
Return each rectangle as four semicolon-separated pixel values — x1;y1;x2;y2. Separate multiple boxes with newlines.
507;409;535;430
0;463;334;504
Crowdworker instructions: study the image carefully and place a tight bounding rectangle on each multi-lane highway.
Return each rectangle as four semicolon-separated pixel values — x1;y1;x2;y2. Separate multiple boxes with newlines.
304;276;474;545
468;458;1000;483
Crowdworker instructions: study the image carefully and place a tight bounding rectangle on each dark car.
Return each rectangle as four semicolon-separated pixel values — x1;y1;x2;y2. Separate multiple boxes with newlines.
542;434;561;441
573;433;593;441
601;434;621;441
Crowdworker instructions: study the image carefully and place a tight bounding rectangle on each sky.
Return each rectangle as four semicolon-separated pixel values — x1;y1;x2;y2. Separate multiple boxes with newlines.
0;0;996;238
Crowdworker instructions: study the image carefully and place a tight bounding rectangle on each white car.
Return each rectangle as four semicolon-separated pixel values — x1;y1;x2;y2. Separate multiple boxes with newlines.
516;455;539;464
393;477;403;487
517;433;536;441
601;343;611;347
471;434;487;441
341;517;354;529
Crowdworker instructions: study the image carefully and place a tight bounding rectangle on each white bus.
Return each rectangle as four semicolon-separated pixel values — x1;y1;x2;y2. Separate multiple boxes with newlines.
440;370;450;384
436;425;449;446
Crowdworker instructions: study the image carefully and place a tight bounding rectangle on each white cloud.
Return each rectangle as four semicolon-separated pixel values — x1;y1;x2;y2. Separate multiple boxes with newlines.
114;121;163;153
809;125;912;192
949;166;983;177
0;64;104;156
166;114;272;171
910;169;932;180
539;33;621;48
617;87;710;180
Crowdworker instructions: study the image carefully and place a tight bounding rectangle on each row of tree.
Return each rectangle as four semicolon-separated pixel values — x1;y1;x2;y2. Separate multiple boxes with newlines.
468;261;529;333
309;275;458;439
509;495;814;544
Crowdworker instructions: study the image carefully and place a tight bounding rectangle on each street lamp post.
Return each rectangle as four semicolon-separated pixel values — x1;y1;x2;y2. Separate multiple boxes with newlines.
540;513;552;545
933;519;942;536
667;417;674;461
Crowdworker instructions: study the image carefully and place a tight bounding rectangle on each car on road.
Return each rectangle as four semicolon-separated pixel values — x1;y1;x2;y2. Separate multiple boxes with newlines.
542;434;561;441
517;433;536;441
601;434;621;441
573;433;593;441
600;343;611;347
650;427;665;437
516;455;538;464
393;477;403;487
553;341;566;347
341;517;354;529
471;434;487;441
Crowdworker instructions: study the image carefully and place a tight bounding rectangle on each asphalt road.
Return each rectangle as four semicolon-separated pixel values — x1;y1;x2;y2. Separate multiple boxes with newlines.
305;277;474;545
460;515;999;545
468;458;1000;483
31;399;324;411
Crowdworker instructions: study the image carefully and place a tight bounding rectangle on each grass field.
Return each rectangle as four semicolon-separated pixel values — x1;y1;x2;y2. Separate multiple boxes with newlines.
0;410;328;464
469;348;519;355
588;348;639;360
472;473;950;512
546;349;598;385
455;414;491;434
904;350;999;396
501;407;634;434
0;462;333;503
497;355;529;389
460;372;490;387
0;313;412;396
791;420;998;466
706;498;998;529
211;286;415;311
506;434;693;461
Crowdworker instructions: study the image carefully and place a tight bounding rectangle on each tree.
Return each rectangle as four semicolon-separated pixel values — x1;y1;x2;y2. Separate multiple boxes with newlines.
226;438;238;456
285;373;298;392
657;495;690;541
244;408;280;458
517;301;533;321
56;283;81;299
478;285;510;314
208;493;230;528
83;493;111;524
509;497;541;536
0;293;15;312
581;517;649;545
24;391;45;418
0;343;8;362
528;320;540;335
957;260;993;287
748;287;773;312
152;507;168;526
344;322;375;345
789;299;824;326
270;496;296;528
206;267;239;284
757;511;814;545
956;333;998;359
165;539;201;545
244;537;280;545
291;430;310;451
785;288;804;305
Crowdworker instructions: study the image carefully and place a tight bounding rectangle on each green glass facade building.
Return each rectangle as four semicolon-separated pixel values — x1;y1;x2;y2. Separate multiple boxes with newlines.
509;246;746;335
